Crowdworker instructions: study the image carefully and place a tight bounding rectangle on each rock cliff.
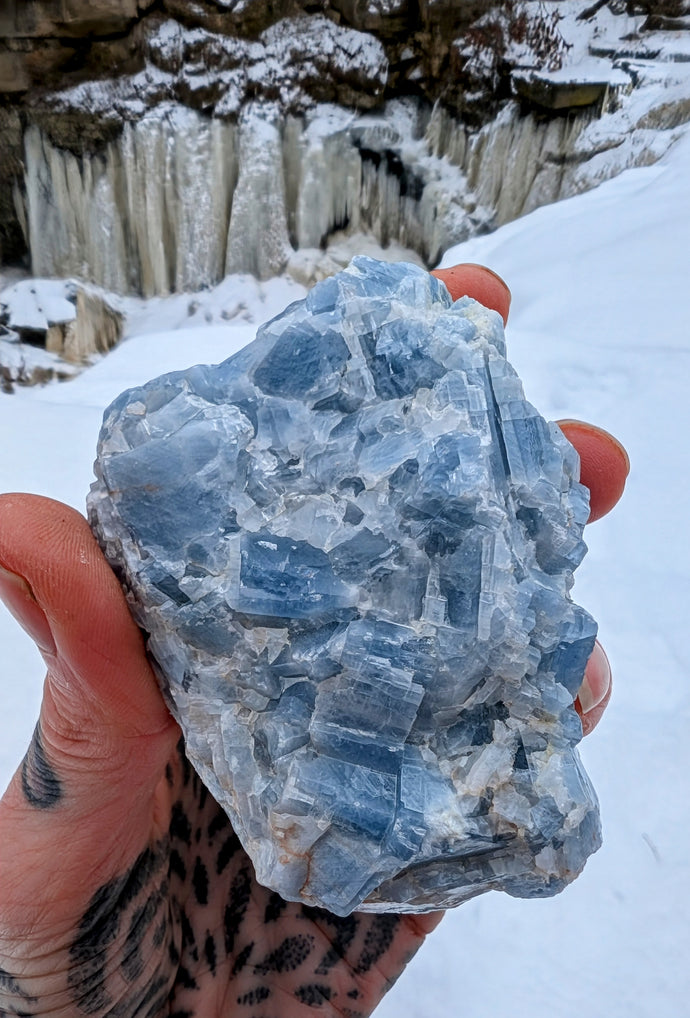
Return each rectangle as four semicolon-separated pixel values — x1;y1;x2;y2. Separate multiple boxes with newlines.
1;1;689;291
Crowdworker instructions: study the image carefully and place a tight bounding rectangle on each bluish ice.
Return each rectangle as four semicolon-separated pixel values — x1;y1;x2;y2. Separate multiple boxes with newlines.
88;257;599;915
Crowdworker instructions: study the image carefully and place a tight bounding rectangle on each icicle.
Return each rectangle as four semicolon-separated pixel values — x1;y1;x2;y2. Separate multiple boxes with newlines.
128;114;171;296
292;108;362;249
21;97;614;295
166;108;237;293
225;104;291;280
84;147;129;294
24;109;239;297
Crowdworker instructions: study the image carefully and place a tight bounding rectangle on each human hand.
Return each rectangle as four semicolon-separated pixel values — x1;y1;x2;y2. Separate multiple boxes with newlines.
0;265;627;1018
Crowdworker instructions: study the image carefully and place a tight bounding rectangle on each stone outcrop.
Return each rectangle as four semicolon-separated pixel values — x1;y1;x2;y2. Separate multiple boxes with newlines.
0;1;151;36
0;0;496;106
0;351;77;392
633;0;690;30
0;107;23;266
512;73;609;110
0;276;123;386
45;288;124;363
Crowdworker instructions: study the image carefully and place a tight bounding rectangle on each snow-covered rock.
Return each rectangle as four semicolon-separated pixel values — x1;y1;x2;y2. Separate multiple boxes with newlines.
0;278;124;385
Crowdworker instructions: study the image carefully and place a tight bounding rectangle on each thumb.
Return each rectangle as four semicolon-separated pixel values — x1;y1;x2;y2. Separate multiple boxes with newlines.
0;493;174;740
0;494;178;917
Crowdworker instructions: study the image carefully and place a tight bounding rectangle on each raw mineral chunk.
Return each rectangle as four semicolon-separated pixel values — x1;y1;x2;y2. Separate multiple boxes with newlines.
88;257;600;915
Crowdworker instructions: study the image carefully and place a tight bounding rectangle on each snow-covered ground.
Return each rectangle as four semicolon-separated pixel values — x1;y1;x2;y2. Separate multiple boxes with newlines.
1;126;689;1016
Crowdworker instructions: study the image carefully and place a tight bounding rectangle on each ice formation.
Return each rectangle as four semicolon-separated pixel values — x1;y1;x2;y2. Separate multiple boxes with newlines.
24;92;657;297
12;4;690;295
88;258;600;915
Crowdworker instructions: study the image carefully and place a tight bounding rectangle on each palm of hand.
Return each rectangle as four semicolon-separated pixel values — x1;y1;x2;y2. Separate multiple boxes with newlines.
65;738;432;1018
0;497;435;1018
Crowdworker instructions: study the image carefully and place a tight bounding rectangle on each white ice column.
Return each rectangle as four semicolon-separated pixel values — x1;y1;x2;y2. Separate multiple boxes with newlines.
225;104;291;280
24;108;238;296
426;102;591;227
24;126;74;280
358;155;436;259
81;149;130;293
120;108;237;296
25;126;128;292
120;115;170;295
292;118;363;249
162;108;237;293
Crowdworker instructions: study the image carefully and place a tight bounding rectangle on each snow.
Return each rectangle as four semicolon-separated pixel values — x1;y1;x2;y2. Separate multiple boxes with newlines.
1;278;76;331
387;128;690;1018
143;13;388;113
551;1;644;67
0;338;80;384
261;15;388;83
525;59;630;84
1;124;690;1018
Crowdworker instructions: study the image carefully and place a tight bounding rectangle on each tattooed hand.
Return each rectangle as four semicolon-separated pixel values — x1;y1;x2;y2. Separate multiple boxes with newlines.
0;493;446;1018
0;266;625;1018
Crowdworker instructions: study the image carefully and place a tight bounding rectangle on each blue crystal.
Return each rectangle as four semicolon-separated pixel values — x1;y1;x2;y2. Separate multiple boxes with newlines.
88;257;600;916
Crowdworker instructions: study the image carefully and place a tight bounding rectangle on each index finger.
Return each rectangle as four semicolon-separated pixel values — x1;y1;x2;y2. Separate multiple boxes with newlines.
431;263;512;325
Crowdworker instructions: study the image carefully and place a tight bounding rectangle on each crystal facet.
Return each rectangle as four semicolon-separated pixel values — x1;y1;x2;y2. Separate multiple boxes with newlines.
88;257;600;915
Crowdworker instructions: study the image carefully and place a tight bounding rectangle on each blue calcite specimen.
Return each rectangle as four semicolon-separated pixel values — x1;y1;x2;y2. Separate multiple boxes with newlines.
88;257;600;916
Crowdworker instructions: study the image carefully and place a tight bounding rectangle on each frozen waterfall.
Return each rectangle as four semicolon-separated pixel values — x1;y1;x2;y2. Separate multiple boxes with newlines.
25;106;238;295
21;96;671;297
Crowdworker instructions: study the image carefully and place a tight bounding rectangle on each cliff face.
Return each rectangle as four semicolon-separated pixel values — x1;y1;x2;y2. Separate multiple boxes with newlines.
1;2;689;290
0;1;500;109
0;0;574;267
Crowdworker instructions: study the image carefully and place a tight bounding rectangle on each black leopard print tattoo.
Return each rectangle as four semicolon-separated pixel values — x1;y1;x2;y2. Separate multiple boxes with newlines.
1;738;431;1017
21;720;63;809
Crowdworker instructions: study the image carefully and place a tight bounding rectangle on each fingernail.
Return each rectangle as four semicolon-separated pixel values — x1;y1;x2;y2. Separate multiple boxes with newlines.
577;640;611;715
464;263;512;299
557;419;631;477
431;263;512;323
0;565;57;655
